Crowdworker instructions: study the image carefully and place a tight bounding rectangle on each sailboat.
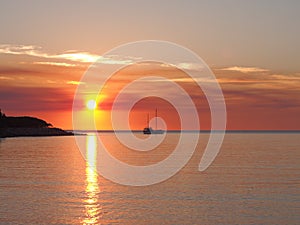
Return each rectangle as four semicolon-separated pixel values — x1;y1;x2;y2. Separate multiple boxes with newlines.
143;109;165;134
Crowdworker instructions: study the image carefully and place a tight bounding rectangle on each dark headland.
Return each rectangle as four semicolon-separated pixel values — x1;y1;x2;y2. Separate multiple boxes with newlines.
0;110;73;138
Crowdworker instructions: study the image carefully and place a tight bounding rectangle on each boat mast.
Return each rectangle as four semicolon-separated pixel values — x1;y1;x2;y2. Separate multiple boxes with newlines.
147;113;150;127
155;108;157;130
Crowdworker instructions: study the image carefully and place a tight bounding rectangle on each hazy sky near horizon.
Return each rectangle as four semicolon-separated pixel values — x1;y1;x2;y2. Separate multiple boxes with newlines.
0;0;299;130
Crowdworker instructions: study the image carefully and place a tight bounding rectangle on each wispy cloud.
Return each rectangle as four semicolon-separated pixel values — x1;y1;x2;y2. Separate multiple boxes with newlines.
0;44;37;54
160;62;204;71
33;61;78;67
177;62;204;71
0;44;134;65
56;52;99;63
67;80;85;85
0;44;98;63
219;66;269;73
0;76;14;80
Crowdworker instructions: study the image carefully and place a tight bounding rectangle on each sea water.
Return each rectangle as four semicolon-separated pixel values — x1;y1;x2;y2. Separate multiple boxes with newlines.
0;132;299;224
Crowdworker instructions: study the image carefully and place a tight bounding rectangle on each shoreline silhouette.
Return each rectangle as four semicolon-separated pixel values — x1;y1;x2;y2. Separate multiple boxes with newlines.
0;109;73;138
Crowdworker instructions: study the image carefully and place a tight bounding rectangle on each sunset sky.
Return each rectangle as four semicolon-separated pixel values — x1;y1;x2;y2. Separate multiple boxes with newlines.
0;0;299;130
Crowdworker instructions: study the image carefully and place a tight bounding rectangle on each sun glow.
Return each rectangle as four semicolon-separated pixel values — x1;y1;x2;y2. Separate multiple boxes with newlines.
86;99;97;110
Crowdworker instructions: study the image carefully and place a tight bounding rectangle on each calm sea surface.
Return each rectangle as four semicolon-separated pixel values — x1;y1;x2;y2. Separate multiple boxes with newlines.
0;133;299;225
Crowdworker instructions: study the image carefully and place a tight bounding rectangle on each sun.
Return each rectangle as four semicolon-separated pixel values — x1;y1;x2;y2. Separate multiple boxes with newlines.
86;99;97;110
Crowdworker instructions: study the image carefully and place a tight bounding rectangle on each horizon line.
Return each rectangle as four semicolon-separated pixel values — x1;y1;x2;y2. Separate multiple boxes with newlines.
69;129;300;133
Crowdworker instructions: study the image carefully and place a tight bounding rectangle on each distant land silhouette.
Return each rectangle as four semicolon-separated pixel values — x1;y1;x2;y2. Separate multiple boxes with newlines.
0;109;73;138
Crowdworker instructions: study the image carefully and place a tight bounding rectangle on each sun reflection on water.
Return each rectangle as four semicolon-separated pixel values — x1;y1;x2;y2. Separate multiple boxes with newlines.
83;134;101;225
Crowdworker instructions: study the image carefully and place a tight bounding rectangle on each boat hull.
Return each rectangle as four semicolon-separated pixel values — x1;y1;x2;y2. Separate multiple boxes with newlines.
143;127;164;134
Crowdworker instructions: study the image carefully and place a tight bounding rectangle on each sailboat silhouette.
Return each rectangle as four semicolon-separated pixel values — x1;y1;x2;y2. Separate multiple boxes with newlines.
143;109;164;134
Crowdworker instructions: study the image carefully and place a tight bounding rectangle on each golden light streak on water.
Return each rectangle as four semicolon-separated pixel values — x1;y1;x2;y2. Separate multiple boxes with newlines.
83;135;101;225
